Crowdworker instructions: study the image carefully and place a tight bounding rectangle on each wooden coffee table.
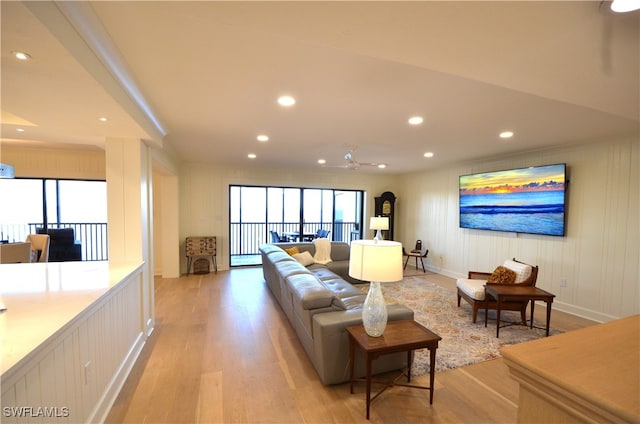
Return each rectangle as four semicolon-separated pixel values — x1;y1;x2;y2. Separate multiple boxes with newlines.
484;284;555;338
346;320;441;420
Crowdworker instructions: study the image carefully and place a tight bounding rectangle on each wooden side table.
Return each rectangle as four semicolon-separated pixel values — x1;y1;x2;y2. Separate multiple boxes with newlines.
185;236;217;275
346;320;441;420
484;284;555;337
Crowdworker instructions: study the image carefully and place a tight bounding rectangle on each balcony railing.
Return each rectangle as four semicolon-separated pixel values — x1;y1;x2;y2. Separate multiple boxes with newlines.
0;222;108;261
3;221;359;265
230;221;360;257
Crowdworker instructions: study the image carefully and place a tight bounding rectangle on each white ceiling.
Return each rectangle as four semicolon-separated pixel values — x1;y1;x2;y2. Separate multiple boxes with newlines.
1;1;638;174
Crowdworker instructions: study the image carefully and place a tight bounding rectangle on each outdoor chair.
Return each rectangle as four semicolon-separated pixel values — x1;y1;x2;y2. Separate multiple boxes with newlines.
270;231;288;243
456;258;539;323
26;234;50;262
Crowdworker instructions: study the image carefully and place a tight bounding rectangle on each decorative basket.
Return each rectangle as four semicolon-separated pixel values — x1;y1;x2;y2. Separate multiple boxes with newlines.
193;258;210;275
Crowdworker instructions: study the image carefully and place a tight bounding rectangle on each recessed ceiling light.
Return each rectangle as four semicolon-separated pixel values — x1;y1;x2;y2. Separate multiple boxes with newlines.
408;116;423;125
317;159;326;165
257;135;269;142
277;95;296;107
424;152;434;158
16;128;25;132
248;153;257;159
13;51;31;61
378;164;387;169
500;131;514;139
98;117;108;122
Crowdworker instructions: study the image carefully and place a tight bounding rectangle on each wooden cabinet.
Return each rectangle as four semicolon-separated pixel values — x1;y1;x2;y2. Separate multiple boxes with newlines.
185;236;217;275
502;315;639;423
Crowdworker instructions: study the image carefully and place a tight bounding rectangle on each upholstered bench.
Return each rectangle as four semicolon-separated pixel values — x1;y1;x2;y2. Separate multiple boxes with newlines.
456;258;539;323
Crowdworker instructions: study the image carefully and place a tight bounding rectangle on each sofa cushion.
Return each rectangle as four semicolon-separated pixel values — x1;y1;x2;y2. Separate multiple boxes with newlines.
284;246;300;256
268;250;297;264
328;243;350;261
503;259;532;284
332;294;367;310
275;242;315;256
487;265;516;284
286;273;334;310
292;251;315;266
274;260;312;279
456;278;487;301
315;274;362;298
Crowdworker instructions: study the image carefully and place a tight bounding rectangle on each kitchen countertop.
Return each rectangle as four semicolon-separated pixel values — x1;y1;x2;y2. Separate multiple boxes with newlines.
0;261;143;376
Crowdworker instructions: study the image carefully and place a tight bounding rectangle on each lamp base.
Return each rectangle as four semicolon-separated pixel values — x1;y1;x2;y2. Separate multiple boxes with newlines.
373;229;383;242
362;281;387;337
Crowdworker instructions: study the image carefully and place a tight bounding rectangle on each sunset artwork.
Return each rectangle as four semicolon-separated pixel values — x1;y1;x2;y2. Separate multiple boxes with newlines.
459;164;566;236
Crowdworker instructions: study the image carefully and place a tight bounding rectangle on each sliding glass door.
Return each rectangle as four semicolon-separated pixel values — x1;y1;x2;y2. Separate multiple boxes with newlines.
229;185;363;266
0;178;108;260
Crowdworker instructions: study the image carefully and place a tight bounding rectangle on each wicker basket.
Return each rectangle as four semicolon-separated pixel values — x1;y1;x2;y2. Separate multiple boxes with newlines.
192;258;210;275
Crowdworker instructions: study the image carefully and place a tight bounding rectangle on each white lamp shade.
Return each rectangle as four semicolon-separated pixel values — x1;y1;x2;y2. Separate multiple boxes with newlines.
349;240;403;282
369;216;389;230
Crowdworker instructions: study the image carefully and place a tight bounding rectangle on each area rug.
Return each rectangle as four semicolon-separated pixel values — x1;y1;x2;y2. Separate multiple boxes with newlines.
358;275;562;376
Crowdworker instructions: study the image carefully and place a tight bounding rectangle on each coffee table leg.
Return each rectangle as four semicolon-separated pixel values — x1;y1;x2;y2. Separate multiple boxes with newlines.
407;351;412;382
429;347;436;404
366;354;372;420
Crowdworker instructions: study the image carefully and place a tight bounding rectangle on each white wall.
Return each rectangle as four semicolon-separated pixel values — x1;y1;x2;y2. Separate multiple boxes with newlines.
395;136;639;322
178;163;400;273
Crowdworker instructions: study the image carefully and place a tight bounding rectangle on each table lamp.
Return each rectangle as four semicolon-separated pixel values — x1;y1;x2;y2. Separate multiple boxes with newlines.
349;240;403;337
370;216;389;242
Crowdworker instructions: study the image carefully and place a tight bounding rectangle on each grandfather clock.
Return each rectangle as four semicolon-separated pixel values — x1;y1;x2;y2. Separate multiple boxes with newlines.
374;191;396;240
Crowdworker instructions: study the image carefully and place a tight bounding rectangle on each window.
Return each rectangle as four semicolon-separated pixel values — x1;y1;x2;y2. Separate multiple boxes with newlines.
0;178;108;260
229;185;363;266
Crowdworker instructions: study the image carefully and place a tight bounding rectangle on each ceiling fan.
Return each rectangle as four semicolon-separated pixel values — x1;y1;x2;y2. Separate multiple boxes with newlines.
323;148;386;170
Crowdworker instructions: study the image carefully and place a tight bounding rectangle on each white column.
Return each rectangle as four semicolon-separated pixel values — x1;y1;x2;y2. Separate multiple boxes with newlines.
158;174;180;278
105;137;155;336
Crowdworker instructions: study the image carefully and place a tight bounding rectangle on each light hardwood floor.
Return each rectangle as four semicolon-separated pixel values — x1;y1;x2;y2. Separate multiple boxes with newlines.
106;267;597;423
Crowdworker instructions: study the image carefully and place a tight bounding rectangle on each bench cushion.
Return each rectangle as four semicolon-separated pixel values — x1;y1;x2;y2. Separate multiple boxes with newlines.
456;278;487;301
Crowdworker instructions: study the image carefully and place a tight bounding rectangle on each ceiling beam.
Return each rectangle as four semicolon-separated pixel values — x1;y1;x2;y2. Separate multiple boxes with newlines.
24;1;167;148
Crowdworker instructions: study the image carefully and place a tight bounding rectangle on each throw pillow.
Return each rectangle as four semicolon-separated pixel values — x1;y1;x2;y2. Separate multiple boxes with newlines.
292;251;315;266
503;259;532;284
487;265;516;284
284;246;299;256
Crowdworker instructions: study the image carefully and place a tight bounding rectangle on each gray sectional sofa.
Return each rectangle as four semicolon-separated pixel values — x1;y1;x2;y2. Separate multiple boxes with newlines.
259;241;414;384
